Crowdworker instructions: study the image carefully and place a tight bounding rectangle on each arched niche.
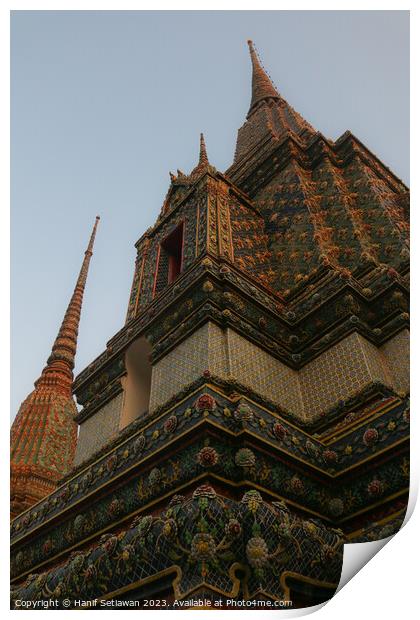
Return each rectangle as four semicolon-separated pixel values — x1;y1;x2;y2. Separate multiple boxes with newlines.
119;336;152;429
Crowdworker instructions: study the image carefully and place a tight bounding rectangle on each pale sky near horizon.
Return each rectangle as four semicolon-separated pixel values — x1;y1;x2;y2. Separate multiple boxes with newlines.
11;10;409;421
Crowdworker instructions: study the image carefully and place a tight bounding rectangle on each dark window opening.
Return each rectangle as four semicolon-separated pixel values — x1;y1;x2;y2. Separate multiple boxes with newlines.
163;223;183;283
155;223;184;295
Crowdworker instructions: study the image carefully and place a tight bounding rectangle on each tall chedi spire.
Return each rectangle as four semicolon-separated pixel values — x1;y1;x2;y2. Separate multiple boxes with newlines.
10;217;100;518
227;41;409;293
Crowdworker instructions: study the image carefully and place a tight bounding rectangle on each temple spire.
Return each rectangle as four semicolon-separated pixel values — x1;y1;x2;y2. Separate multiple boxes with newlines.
10;216;100;517
247;40;281;116
37;216;100;391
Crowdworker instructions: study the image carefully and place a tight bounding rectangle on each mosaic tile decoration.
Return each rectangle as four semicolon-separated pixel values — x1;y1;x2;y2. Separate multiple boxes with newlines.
10;386;409;548
149;323;407;419
149;323;229;412
226;327;302;414
10;386;409;581
11;485;343;607
74;392;123;466
380;329;409;395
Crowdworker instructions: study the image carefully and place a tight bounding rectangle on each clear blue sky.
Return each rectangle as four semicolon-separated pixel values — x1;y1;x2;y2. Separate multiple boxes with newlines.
11;10;409;421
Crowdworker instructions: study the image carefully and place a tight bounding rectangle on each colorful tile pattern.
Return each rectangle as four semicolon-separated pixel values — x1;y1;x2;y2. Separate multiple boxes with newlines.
74;392;124;466
149;324;407;420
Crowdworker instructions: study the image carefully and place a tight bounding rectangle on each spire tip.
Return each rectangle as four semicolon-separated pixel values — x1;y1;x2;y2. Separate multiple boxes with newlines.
246;40;280;115
198;132;209;166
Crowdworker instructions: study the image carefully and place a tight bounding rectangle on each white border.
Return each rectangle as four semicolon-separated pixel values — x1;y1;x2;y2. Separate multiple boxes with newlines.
3;3;417;618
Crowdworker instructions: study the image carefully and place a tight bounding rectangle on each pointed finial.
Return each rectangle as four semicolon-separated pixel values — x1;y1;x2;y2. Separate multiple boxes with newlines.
199;132;209;167
84;215;100;257
38;216;100;386
247;39;280;116
190;133;212;178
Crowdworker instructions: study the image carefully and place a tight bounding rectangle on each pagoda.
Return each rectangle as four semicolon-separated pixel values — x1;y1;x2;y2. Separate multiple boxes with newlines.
11;41;409;609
